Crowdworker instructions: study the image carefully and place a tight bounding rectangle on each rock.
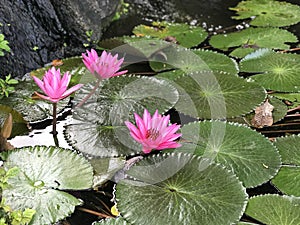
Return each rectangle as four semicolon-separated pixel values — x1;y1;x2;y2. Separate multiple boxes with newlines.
0;0;119;78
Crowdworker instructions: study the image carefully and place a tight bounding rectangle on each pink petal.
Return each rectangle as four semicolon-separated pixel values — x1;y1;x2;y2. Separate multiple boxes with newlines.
32;76;47;94
157;142;181;150
34;91;58;103
125;121;143;140
111;70;127;77
61;84;83;99
134;113;147;136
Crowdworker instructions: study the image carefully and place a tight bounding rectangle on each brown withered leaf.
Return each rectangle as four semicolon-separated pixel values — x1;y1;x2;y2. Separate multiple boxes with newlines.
251;99;274;128
0;113;14;151
1;113;12;138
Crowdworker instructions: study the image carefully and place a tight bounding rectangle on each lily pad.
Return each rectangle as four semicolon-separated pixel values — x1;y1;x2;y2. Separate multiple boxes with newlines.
66;75;178;157
0;80;69;122
240;49;300;92
133;21;208;48
2;146;93;225
271;134;300;196
179;121;281;188
173;71;266;119
270;92;300;109
245;194;300;225
230;0;300;27
116;153;247;225
152;48;239;75
94;217;130;225
209;27;298;58
65;121;140;157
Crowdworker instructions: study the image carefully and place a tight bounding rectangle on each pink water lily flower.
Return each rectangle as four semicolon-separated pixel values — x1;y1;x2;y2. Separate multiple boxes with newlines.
82;49;127;79
32;67;83;103
125;109;182;154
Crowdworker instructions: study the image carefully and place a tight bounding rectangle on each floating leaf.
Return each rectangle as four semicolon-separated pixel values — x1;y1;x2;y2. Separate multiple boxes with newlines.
152;48;239;75
179;121;281;188
240;49;300;92
94;217;130;225
209;27;297;58
116;153;247;225
270;92;300;109
133;21;208;48
230;0;300;27
272;134;300;196
2;146;93;225
173;71;266;119
66;75;178;157
245;194;300;225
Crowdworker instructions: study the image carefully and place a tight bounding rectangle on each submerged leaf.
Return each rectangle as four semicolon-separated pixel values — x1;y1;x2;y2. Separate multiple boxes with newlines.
230;0;300;27
117;153;247;225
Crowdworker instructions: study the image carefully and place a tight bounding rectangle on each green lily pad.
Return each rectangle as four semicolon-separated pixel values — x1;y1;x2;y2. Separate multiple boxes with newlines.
240;49;300;92
0;80;69;122
116;153;247;225
270;92;300;109
209;27;298;58
245;194;300;225
271;134;300;196
152;48;239;75
94;217;130;225
230;0;300;27
66;75;178;157
133;21;208;48
179;121;281;188
2;146;93;225
0;104;28;137
65;122;140;157
173;71;266;119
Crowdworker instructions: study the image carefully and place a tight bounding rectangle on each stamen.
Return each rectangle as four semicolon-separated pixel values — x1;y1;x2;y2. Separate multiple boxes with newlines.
146;128;159;140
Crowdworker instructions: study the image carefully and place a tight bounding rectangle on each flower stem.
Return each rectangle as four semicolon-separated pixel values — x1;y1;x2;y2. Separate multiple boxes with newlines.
76;79;101;108
52;102;58;135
